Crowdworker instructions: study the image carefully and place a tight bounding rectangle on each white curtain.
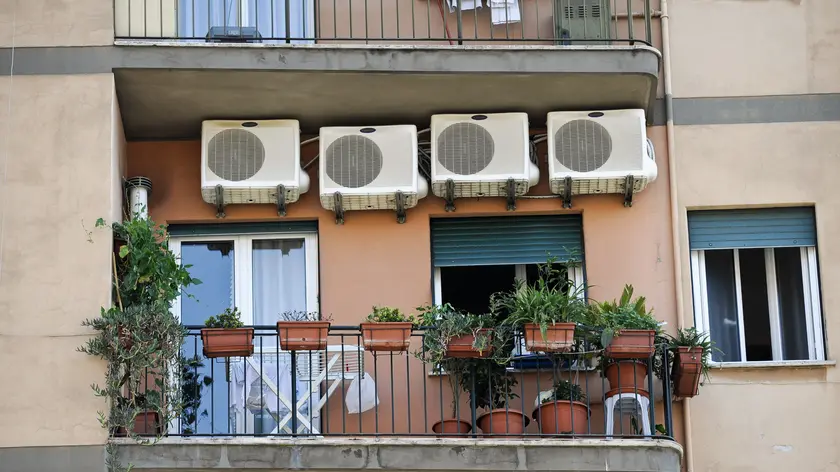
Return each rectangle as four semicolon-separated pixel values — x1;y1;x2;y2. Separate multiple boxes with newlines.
252;239;308;325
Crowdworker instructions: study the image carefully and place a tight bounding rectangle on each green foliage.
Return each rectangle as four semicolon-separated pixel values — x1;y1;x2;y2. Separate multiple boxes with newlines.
205;307;244;329
498;258;590;340
80;216;200;461
279;310;332;322
365;306;415;324
660;327;722;384
590;284;662;347
472;360;519;411
541;379;586;404
180;355;213;435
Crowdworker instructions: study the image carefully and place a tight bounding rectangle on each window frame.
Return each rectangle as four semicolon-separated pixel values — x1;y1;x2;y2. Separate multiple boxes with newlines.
690;246;824;364
169;232;320;326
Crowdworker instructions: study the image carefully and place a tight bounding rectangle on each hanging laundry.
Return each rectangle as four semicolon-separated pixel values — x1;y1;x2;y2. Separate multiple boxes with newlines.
489;0;521;25
446;0;483;14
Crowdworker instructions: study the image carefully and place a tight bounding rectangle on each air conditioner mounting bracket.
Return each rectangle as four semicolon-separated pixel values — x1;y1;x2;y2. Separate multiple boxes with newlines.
276;184;287;217
505;178;517;211
444;179;456;212
333;192;345;225
214;184;226;218
562;176;573;209
623;175;635;207
395;191;407;224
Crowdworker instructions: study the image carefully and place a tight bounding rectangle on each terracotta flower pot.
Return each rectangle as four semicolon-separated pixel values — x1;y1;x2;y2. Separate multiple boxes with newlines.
445;329;493;358
477;409;530;437
523;322;576;352
360;322;413;352
605;360;649;391
431;419;472;436
672;346;704;397
113;411;161;437
200;327;255;358
532;400;590;435
276;321;330;351
604;329;656;359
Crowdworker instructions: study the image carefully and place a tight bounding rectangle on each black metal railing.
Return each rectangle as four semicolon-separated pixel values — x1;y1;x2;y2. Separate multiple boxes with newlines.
133;325;676;439
114;0;654;46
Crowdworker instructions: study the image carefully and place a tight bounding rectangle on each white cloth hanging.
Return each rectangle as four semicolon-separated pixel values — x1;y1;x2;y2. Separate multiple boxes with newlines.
489;0;520;25
446;0;483;14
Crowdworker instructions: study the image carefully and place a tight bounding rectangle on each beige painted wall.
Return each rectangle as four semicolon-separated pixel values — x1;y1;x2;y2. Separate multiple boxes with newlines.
675;121;840;471
0;0;114;48
0;74;121;448
668;0;840;98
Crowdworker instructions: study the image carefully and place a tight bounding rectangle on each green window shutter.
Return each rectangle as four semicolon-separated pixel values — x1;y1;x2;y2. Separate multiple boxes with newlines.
688;207;816;250
167;221;318;237
431;215;583;267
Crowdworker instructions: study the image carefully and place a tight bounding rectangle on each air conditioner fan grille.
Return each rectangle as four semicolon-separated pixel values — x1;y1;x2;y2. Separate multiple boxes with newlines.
436;122;495;175
207;129;265;181
554;119;612;172
325;135;383;188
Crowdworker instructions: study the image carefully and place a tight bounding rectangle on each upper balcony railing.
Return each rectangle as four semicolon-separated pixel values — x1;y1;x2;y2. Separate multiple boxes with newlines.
127;325;675;439
114;0;654;46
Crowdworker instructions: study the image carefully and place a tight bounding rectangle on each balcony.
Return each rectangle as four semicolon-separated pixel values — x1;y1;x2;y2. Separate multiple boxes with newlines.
111;0;661;139
113;325;681;471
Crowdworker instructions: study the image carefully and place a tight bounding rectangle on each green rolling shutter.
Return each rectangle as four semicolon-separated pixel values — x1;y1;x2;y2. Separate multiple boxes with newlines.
167;221;318;237
431;215;583;267
688;207;816;250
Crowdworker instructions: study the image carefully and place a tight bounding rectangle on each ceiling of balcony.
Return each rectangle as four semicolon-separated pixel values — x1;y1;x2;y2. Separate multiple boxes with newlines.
112;44;661;139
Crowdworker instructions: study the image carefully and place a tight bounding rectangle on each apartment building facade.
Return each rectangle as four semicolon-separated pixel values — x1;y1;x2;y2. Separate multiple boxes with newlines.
0;0;838;471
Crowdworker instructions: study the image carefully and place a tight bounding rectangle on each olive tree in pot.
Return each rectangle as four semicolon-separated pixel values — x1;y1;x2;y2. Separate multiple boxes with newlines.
415;304;494;435
79;217;200;468
591;285;663;392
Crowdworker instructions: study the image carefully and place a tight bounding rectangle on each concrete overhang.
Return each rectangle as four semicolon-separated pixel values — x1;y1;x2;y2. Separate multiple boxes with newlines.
105;43;660;139
114;437;683;471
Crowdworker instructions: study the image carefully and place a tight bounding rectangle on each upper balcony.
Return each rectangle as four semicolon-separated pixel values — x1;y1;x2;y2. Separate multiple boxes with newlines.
111;0;661;139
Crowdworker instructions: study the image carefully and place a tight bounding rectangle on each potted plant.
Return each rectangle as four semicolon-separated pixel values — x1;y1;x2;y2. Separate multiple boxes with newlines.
415;304;493;435
360;306;415;352
590;285;662;391
532;379;589;435
80;216;200;447
473;358;529;436
500;259;589;353
663;327;719;398
276;310;331;351
201;307;254;358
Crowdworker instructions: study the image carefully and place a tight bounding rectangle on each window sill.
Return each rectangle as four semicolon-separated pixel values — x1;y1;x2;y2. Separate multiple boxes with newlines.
711;360;835;370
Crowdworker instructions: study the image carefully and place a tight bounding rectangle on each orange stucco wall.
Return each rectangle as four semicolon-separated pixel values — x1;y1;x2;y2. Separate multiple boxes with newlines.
126;126;681;439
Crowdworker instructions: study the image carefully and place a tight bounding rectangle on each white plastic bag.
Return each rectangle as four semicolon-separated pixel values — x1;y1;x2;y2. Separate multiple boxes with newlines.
346;372;379;414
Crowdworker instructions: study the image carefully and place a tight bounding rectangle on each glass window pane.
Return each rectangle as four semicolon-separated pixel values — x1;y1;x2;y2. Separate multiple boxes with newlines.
440;265;517;315
704;250;741;362
179;241;235;435
774;247;809;360
252;239;308;325
739;249;772;361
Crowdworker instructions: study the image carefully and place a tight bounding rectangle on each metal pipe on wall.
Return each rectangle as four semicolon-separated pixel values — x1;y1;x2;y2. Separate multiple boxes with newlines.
659;0;695;470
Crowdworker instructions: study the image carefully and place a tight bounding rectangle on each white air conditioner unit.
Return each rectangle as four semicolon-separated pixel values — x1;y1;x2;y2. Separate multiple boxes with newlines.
430;113;539;207
547;109;657;203
201;120;309;215
319;125;428;222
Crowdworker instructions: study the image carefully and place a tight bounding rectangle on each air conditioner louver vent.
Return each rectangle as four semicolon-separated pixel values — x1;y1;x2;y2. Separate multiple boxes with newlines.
436;122;495;175
325;135;383;188
207;128;265;181
554;119;613;173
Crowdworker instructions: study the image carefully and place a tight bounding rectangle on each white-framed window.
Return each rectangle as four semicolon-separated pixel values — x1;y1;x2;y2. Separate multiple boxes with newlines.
168;231;319;436
690;246;824;363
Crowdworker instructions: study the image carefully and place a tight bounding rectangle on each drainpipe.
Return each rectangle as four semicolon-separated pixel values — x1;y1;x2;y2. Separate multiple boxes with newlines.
660;0;695;471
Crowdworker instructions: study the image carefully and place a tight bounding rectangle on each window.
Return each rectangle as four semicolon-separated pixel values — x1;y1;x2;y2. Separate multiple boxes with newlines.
168;224;319;435
430;215;585;357
688;208;824;363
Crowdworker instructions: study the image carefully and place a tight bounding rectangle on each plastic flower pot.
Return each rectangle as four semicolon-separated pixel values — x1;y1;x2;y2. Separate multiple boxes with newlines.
477;409;530;437
604;329;656;359
200;327;255;358
432;419;472;437
523;322;576;352
445;329;492;358
605;360;649;391
672;346;704;397
276;321;330;351
360;322;413;352
532;400;590;435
